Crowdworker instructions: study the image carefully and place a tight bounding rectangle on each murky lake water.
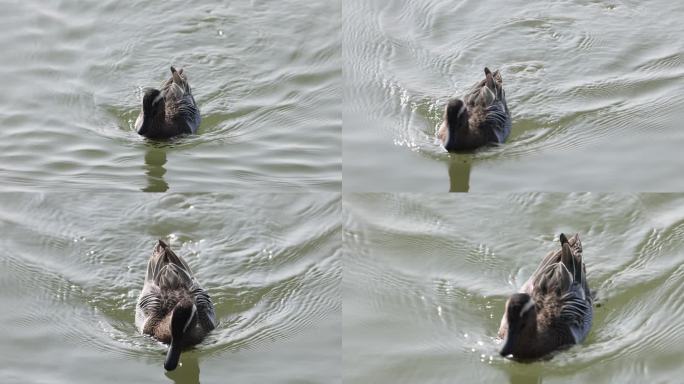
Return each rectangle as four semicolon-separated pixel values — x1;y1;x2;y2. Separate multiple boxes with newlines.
0;193;340;383
0;0;340;192
343;193;684;383
1;0;684;382
343;0;684;191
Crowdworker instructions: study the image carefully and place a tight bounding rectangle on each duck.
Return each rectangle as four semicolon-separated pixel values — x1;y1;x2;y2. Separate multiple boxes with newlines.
438;67;511;151
498;233;592;359
135;240;216;371
135;66;201;139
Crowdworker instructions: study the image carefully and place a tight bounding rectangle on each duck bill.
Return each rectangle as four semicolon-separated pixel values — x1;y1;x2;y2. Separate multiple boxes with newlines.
500;333;517;357
164;341;182;371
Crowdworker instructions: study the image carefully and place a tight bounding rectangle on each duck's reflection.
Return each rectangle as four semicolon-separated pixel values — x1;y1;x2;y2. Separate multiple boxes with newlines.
447;154;473;192
164;352;200;384
142;146;169;192
504;366;542;384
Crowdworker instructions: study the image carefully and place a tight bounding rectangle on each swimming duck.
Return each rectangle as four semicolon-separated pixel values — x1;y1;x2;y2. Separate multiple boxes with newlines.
135;240;216;371
498;233;592;359
135;67;201;139
438;67;511;151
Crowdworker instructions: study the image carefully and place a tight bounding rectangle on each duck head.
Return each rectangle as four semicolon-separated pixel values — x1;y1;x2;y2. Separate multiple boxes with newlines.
440;99;469;151
164;299;198;371
500;293;537;357
135;88;165;138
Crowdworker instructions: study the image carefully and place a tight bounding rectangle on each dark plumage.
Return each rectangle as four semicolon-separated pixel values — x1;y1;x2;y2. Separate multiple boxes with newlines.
438;67;511;151
135;67;201;139
135;240;216;371
498;233;593;359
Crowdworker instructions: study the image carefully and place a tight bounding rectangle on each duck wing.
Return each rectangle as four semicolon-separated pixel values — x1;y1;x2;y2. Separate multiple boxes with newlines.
556;234;592;343
136;282;161;332
136;240;190;331
151;240;216;330
481;102;511;143
146;240;193;286
463;68;503;107
521;234;581;294
525;234;592;343
137;240;217;332
176;93;201;134
558;280;593;343
460;68;511;144
160;67;201;134
191;284;217;331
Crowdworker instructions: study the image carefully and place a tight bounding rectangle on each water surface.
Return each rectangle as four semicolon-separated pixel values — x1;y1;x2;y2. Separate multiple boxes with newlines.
0;193;341;383
0;0;340;192
344;193;684;383
343;0;684;191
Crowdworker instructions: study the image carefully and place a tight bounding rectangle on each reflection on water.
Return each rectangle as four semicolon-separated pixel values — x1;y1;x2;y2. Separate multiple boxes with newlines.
343;0;684;191
164;352;200;384
447;155;472;192
142;146;168;192
504;368;542;384
0;192;341;383
343;193;684;383
0;0;341;192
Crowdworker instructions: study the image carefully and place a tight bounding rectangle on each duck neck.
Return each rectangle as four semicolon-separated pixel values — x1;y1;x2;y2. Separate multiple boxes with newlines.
164;301;196;370
139;100;166;137
172;301;196;341
502;316;540;358
515;321;543;357
445;112;470;150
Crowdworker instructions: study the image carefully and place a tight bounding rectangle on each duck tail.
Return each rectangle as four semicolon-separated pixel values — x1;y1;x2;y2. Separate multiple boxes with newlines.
170;66;190;93
484;67;505;100
559;233;583;284
479;67;498;104
484;67;495;90
170;67;183;84
492;69;504;100
147;240;194;282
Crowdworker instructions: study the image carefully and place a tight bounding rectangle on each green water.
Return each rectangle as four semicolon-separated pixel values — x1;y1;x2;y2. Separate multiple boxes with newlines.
1;0;683;383
343;0;684;191
0;193;341;383
344;193;684;383
0;0;340;192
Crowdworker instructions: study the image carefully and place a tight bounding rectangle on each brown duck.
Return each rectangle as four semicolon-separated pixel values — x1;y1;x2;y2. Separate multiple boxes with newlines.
438;67;511;151
135;240;216;370
498;233;593;359
135;67;201;139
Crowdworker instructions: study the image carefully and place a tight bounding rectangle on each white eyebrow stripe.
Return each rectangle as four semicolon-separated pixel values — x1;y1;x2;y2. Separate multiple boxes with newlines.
456;102;467;118
153;92;164;105
183;304;197;333
520;299;535;317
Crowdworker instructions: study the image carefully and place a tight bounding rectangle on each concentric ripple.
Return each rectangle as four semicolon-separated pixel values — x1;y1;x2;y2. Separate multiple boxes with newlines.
344;193;684;383
0;192;340;382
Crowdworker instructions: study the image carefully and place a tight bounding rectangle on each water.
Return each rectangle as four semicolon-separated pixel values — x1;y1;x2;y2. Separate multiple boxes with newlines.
0;0;340;192
343;0;684;191
0;193;341;383
2;0;684;382
343;193;684;383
